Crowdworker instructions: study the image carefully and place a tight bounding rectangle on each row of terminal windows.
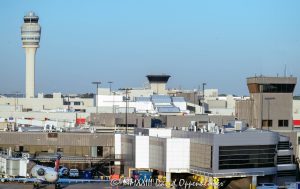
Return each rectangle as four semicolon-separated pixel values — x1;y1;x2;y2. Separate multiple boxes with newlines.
248;84;295;93
262;120;289;127
1;145;106;158
219;145;276;170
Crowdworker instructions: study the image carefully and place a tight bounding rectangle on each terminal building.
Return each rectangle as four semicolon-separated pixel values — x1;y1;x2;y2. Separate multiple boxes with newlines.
116;125;296;187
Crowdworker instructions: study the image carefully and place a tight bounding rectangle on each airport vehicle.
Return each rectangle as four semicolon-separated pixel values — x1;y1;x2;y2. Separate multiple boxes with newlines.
69;169;79;178
257;183;279;189
286;182;300;189
3;154;108;189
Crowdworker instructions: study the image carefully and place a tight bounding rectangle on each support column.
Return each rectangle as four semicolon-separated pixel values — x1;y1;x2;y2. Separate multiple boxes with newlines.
25;47;37;98
166;172;171;188
251;176;257;189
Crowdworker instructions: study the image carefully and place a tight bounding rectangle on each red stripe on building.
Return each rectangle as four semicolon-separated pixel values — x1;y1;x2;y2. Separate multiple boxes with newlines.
293;120;300;126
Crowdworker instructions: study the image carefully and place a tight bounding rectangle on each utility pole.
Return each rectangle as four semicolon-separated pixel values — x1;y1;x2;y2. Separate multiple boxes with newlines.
119;88;132;134
112;91;116;132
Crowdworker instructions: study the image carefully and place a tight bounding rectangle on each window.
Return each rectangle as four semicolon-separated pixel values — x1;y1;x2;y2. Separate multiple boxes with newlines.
262;120;272;127
48;133;58;138
278;120;289;127
64;101;70;105
219;145;276;170
261;84;295;93
97;146;103;157
74;102;81;106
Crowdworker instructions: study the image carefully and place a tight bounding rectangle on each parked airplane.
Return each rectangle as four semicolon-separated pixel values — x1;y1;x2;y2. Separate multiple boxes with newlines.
3;154;109;189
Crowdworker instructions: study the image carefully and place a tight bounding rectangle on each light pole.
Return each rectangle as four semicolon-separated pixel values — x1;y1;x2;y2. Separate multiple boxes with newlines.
92;81;101;114
108;81;113;95
14;91;19;111
264;97;275;131
119;88;132;134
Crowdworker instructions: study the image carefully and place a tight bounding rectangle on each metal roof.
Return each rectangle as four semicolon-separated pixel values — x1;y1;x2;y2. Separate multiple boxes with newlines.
172;97;186;102
151;95;172;104
157;107;180;113
135;97;151;102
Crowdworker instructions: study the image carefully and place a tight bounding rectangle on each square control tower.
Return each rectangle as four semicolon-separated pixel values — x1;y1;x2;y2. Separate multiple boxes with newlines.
246;76;297;130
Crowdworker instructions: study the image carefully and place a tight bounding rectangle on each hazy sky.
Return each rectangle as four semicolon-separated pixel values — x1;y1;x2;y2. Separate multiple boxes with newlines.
1;0;300;95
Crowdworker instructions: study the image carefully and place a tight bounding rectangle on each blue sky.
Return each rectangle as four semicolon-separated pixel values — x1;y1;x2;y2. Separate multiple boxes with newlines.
1;0;300;95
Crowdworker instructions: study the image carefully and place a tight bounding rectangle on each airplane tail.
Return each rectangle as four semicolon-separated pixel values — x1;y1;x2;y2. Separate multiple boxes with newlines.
54;154;62;172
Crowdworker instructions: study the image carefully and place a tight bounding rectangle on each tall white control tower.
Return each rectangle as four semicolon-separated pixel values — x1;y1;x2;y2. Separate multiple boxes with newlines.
21;12;41;98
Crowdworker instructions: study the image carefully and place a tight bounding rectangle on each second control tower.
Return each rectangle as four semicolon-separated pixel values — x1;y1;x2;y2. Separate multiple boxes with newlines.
21;11;41;98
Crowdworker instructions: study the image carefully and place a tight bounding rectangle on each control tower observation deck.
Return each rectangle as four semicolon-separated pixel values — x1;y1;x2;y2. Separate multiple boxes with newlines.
21;11;41;98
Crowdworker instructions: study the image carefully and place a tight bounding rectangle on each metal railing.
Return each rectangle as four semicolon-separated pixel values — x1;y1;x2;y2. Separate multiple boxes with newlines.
190;167;266;178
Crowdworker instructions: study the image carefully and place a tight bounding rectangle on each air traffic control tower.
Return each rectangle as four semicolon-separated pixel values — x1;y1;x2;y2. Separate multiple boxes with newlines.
146;74;170;95
237;76;297;131
21;12;41;98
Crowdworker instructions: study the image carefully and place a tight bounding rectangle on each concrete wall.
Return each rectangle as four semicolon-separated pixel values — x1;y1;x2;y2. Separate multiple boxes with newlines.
236;100;253;126
207;100;226;109
209;108;235;116
165;115;209;128
90;113;235;129
63;97;94;111
251;93;293;130
150;83;167;95
208;115;235;126
175;92;198;104
0;132;114;147
0;97;63;110
121;135;135;176
149;137;165;171
166;138;190;173
135;136;150;169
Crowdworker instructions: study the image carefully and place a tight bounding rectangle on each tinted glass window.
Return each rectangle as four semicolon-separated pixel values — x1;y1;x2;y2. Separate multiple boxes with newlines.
219;145;276;170
261;84;295;93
